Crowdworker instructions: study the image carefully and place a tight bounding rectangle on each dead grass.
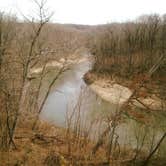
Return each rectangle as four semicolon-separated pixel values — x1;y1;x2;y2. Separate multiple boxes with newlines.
0;99;165;166
0;114;108;166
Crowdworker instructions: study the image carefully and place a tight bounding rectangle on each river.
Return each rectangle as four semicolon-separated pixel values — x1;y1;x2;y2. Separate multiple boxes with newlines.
40;54;166;152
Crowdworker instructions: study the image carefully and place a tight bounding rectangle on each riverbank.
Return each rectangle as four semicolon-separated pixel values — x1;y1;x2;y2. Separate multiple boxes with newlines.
1;56;165;166
3;111;165;166
29;54;90;78
0;115;108;166
84;71;166;111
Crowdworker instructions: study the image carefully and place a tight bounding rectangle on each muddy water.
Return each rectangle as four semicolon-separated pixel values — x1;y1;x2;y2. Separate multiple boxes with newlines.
40;55;93;125
40;55;166;152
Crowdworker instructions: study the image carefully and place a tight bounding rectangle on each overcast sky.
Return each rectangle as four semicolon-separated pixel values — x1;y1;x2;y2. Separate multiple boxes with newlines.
0;0;166;25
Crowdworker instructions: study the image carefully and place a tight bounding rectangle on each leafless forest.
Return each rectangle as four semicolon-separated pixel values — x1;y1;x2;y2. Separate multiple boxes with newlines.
0;1;165;166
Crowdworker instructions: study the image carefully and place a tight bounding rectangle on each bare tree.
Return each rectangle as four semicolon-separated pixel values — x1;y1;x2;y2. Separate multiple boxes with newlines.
0;13;17;150
0;0;55;150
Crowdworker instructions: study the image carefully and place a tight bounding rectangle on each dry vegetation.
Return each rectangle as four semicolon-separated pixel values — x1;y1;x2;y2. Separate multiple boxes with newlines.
0;1;92;165
87;17;164;79
90;15;166;75
83;14;166;165
0;0;166;165
85;14;166;107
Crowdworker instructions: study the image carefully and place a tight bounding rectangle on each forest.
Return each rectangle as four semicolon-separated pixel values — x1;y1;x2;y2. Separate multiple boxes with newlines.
0;1;166;166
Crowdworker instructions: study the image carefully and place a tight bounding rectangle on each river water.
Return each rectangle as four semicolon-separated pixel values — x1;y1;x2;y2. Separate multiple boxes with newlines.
40;54;166;152
40;55;92;125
